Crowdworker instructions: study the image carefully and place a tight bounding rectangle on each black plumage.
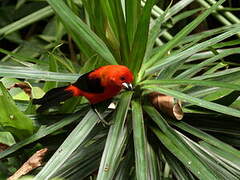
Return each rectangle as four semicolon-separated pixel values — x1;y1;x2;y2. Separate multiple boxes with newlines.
73;71;104;93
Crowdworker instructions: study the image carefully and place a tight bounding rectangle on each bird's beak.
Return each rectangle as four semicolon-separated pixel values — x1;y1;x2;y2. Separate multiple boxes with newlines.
122;82;133;91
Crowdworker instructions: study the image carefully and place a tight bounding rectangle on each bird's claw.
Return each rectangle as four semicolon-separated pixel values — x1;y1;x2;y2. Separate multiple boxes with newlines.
97;118;112;126
92;106;112;126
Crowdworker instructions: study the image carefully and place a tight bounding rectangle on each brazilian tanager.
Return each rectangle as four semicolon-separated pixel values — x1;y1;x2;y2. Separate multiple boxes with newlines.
33;65;134;112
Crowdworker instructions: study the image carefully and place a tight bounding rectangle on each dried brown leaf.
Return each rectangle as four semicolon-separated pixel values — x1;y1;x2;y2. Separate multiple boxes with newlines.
8;82;32;98
148;92;184;120
8;148;48;180
0;143;9;152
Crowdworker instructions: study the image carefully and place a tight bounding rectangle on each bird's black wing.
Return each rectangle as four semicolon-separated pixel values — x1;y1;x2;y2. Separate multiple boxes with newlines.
73;71;104;93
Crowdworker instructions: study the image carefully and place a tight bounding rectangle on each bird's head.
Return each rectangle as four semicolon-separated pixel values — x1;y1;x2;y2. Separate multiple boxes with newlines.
102;65;134;90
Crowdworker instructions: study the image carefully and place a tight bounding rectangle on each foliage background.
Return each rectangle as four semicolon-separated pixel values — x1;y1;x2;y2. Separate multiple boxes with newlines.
0;0;240;179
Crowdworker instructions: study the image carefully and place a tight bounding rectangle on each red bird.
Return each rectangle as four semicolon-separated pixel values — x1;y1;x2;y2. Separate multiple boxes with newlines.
33;65;134;112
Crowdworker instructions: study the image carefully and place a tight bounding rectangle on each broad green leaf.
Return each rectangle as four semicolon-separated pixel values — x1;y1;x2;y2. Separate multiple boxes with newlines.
0;65;78;82
143;85;240;118
193;67;240;81
146;138;161;179
212;39;240;49
171;8;204;25
160;0;195;21
82;0;106;40
179;133;239;180
200;141;240;169
176;47;240;79
0;131;16;146
162;148;195;180
107;0;130;64
82;1;122;61
48;53;76;74
144;11;165;62
35;109;98;179
171;121;240;159
43;53;58;92
0;82;34;139
144;105;217;179
150;127;217;179
0;108;88;159
114;142;135;179
143;0;196;61
52;126;107;179
100;0;119;40
207;90;240;106
141;79;240;91
204;62;228;75
31;87;45;99
179;24;240;47
142;0;226;71
125;0;141;46
1;77;29;100
0;6;54;37
46;0;117;65
132;99;148;180
128;0;156;77
97;92;133;180
0;48;43;65
145;26;240;75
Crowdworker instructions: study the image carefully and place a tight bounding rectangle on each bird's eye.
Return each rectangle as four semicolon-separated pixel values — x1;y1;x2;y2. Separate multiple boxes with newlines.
120;76;126;81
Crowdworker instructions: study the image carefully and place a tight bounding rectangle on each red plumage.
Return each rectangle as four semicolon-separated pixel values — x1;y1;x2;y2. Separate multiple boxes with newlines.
33;65;134;111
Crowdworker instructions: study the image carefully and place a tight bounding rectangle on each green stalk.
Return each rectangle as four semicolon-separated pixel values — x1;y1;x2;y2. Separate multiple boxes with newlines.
0;6;54;37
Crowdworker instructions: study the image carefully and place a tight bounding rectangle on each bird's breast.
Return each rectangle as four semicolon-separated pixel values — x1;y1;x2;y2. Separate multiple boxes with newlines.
81;86;121;104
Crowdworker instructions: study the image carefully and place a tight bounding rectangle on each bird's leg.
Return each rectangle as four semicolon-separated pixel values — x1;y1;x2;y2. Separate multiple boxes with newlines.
91;105;111;126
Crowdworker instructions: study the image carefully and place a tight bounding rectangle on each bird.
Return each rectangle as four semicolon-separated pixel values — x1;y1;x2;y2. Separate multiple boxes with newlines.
32;65;134;122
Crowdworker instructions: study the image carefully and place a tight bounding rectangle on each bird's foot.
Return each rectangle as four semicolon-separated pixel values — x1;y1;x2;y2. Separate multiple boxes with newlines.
97;117;112;126
92;106;112;126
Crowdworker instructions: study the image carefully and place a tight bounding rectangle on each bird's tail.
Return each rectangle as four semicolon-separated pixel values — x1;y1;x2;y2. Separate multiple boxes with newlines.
32;86;73;112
